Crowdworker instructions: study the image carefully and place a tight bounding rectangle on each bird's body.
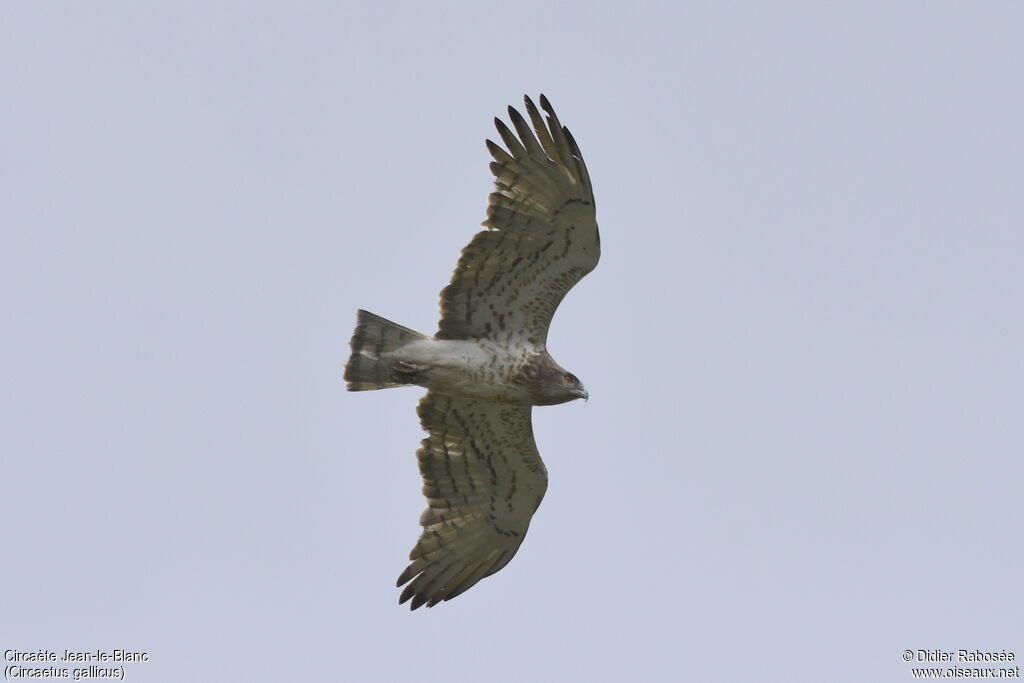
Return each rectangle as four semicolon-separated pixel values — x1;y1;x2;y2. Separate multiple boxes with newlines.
344;95;598;609
348;311;582;406
392;336;528;403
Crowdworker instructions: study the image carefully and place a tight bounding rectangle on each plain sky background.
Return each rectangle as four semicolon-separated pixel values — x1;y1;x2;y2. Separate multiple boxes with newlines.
3;3;1022;682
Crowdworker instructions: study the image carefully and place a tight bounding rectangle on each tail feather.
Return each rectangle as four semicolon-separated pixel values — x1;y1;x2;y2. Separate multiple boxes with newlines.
344;309;429;391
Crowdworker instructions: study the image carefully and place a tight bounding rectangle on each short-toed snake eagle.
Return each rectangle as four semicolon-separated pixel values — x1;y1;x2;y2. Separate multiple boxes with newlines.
344;95;599;609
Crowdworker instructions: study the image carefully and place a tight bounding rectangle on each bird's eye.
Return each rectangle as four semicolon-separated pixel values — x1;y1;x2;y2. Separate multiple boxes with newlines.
564;375;573;384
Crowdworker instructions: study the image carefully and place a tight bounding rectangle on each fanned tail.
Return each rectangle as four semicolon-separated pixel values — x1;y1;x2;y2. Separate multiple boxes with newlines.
344;310;429;391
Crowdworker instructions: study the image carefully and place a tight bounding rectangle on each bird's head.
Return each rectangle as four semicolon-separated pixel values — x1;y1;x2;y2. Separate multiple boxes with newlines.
520;353;589;406
558;371;589;404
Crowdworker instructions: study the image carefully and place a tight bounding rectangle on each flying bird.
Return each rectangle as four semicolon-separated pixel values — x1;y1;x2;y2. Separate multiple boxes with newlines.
344;95;599;609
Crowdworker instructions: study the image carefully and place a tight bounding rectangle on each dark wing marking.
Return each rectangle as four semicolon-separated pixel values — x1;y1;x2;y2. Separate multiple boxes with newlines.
397;392;548;609
437;95;599;343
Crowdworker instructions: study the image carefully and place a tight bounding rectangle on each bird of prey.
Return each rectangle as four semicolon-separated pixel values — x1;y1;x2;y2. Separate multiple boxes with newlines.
344;95;599;609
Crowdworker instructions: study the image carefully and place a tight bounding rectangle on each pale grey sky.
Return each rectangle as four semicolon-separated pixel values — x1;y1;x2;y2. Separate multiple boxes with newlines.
3;3;1022;682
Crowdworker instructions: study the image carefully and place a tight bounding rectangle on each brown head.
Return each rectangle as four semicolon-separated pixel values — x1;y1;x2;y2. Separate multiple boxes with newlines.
517;352;589;406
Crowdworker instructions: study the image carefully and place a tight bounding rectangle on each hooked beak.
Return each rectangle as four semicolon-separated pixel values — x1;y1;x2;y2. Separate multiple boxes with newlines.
575;387;589;402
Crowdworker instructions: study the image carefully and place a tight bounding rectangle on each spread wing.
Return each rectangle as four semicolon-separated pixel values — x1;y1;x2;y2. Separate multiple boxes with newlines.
397;392;548;609
437;95;599;343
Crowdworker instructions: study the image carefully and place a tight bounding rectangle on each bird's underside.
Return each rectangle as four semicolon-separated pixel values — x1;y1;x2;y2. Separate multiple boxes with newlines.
344;94;598;609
